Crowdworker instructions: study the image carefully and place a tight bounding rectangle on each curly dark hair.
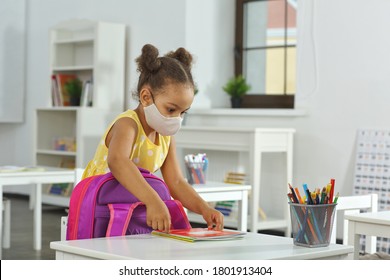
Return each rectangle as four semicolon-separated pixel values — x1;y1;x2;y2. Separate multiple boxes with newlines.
133;44;195;100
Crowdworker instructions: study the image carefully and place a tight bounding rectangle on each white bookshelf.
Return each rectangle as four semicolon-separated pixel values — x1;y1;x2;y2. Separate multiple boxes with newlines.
34;19;126;206
49;19;126;110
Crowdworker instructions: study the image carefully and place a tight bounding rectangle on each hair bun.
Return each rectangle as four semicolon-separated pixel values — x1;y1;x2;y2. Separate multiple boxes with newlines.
165;47;193;70
136;44;162;73
134;44;195;98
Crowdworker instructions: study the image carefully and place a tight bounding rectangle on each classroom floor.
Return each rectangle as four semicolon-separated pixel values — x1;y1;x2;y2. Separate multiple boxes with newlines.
2;194;66;260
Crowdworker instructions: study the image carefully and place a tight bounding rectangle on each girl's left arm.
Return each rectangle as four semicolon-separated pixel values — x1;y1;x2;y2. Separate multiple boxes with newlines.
160;137;224;230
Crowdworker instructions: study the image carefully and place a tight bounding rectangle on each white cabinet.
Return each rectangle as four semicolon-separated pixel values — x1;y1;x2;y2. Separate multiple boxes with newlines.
175;126;295;236
34;19;126;206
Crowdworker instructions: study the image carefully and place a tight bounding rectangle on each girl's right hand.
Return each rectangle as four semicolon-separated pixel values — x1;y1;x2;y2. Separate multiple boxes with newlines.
145;200;171;233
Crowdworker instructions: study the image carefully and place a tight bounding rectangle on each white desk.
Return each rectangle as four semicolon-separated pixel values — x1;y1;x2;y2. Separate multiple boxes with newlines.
176;126;295;235
50;232;353;260
345;211;390;259
0;167;75;257
191;182;251;232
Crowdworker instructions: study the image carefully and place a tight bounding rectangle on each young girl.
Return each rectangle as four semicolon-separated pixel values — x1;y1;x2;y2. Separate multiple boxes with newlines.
83;44;224;233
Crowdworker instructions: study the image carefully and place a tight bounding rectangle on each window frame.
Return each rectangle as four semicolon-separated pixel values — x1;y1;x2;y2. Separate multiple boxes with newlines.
235;0;295;108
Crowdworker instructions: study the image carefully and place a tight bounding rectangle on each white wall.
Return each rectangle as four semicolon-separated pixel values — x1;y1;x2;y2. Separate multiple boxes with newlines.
0;0;188;192
0;0;26;123
187;0;390;196
0;0;187;168
0;0;235;168
185;0;235;109
296;0;390;192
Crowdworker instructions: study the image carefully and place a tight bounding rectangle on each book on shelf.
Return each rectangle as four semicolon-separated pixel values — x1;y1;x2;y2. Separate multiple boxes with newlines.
80;80;93;107
224;171;247;185
51;75;62;106
152;228;246;242
214;200;238;217
48;183;72;196
46;158;75;196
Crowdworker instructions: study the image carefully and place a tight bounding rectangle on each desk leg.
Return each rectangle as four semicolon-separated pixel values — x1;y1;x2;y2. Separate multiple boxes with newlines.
34;183;42;250
285;134;293;237
347;220;360;260
237;190;248;232
365;235;377;254
0;184;3;259
29;189;34;210
250;138;261;234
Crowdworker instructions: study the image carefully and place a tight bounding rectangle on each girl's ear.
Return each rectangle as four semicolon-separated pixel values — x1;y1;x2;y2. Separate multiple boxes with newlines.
139;87;153;106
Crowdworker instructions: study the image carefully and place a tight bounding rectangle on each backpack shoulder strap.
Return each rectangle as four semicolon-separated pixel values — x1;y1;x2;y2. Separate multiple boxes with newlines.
106;202;143;236
105;200;191;237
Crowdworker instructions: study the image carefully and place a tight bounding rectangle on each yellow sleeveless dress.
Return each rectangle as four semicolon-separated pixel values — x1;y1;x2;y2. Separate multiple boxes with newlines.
82;110;170;179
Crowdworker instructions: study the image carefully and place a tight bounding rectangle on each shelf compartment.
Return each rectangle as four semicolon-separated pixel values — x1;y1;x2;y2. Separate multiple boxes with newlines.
36;153;75;169
36;110;76;151
52;41;94;69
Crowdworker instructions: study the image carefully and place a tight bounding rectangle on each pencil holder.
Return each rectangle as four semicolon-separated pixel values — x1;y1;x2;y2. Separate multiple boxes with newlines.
185;162;207;184
289;202;337;248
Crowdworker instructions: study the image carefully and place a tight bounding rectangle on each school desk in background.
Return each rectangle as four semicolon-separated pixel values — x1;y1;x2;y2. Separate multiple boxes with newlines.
184;153;208;184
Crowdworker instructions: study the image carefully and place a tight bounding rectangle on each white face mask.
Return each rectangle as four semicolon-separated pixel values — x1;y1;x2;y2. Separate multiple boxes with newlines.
144;103;183;136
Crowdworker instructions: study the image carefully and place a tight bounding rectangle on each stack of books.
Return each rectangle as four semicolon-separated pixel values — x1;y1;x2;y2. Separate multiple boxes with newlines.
152;228;246;242
224;172;247;185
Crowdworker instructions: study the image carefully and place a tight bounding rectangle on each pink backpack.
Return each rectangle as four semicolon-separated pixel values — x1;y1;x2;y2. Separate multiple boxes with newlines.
66;168;191;240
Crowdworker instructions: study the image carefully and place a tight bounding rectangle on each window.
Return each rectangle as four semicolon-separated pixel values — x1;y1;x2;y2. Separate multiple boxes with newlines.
235;0;297;108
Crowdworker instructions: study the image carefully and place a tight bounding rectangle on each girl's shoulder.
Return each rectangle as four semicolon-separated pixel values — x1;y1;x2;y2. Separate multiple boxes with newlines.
104;110;140;136
117;109;139;120
112;110;141;126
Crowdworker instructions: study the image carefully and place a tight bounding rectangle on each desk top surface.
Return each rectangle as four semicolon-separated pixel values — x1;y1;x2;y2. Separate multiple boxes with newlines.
0;166;74;177
0;166;75;185
192;182;251;192
50;232;352;260
345;211;390;225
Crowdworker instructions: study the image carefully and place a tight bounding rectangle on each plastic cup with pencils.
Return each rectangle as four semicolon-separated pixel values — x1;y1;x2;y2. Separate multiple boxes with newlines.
184;153;208;184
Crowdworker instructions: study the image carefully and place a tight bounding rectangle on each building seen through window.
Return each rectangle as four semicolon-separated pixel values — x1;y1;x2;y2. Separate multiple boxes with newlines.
235;0;297;108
